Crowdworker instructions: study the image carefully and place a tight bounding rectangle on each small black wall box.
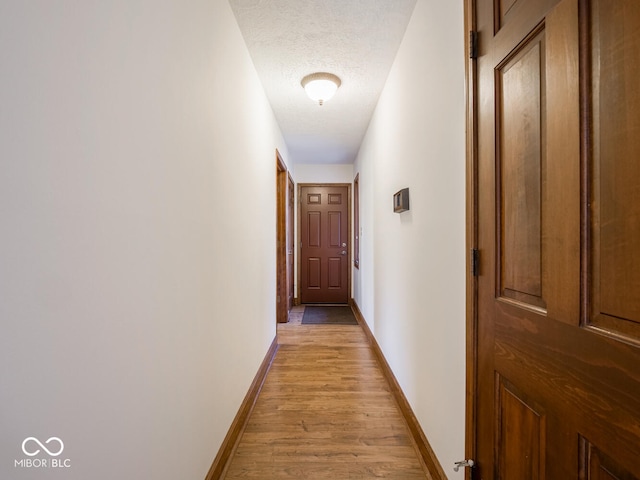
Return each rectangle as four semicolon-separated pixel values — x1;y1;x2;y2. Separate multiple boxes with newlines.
393;188;410;213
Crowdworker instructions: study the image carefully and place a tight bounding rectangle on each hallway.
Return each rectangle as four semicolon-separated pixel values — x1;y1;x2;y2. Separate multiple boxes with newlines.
223;306;433;479
0;2;466;478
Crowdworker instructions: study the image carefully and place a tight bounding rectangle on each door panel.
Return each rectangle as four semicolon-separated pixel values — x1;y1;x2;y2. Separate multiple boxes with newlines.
580;438;639;480
589;0;640;340
300;185;349;304
308;211;321;246
307;257;321;288
328;211;342;246
474;0;640;478
497;376;545;480
497;28;544;308
328;258;342;288
499;0;520;25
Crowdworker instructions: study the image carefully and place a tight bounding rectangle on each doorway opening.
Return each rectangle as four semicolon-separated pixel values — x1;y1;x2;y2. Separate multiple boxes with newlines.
276;150;289;323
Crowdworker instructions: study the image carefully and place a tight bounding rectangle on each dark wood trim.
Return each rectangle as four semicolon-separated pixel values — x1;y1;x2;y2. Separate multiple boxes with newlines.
276;150;288;323
464;0;479;478
286;171;295;316
353;173;360;269
350;300;447;480
205;337;279;480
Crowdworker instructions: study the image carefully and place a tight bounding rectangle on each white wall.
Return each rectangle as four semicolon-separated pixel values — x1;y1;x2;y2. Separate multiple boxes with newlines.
0;1;288;479
293;163;354;184
353;0;466;477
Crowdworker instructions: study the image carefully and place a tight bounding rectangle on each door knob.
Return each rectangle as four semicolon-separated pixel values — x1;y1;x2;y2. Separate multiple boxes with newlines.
453;459;475;472
341;250;347;255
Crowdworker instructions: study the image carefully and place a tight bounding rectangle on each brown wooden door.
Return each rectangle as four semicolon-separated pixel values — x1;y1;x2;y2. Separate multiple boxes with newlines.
300;184;349;304
473;0;640;478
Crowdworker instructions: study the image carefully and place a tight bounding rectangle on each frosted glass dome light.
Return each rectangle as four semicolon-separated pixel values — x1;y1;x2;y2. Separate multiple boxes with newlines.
301;72;341;106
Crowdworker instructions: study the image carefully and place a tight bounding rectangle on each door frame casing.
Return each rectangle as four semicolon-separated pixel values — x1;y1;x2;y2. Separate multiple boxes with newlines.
276;149;289;323
464;0;479;476
297;183;352;305
287;172;295;311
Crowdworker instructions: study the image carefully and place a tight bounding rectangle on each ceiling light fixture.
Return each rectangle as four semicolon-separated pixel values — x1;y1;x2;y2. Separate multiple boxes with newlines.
301;72;341;106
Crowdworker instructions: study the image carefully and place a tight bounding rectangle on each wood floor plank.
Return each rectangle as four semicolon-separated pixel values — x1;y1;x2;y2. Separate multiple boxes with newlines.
223;309;433;479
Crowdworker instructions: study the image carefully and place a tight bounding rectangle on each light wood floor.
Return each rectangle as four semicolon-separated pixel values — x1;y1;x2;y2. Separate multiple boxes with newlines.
223;306;433;479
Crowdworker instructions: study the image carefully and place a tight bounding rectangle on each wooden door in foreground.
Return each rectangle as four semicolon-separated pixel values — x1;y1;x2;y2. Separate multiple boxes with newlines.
300;185;349;304
473;0;640;478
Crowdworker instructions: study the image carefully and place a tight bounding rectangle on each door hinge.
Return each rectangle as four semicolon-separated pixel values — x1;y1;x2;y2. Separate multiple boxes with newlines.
469;31;479;59
471;249;480;277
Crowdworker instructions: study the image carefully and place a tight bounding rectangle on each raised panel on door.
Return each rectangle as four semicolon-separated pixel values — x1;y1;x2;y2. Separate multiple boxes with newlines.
327;257;342;289
580;437;640;480
307;211;321;247
496;28;545;310
473;0;640;478
328;193;342;205
328;211;342;248
588;0;640;342
496;376;546;480
499;0;520;21
306;258;321;289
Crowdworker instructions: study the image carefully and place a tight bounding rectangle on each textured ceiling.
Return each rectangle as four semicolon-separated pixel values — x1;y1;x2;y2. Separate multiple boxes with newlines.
228;0;418;165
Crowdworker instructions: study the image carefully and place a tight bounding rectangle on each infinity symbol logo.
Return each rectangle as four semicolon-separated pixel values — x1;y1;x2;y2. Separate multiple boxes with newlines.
21;437;64;457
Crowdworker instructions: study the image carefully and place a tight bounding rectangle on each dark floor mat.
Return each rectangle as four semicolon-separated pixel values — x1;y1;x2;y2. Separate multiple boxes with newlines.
301;306;358;325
